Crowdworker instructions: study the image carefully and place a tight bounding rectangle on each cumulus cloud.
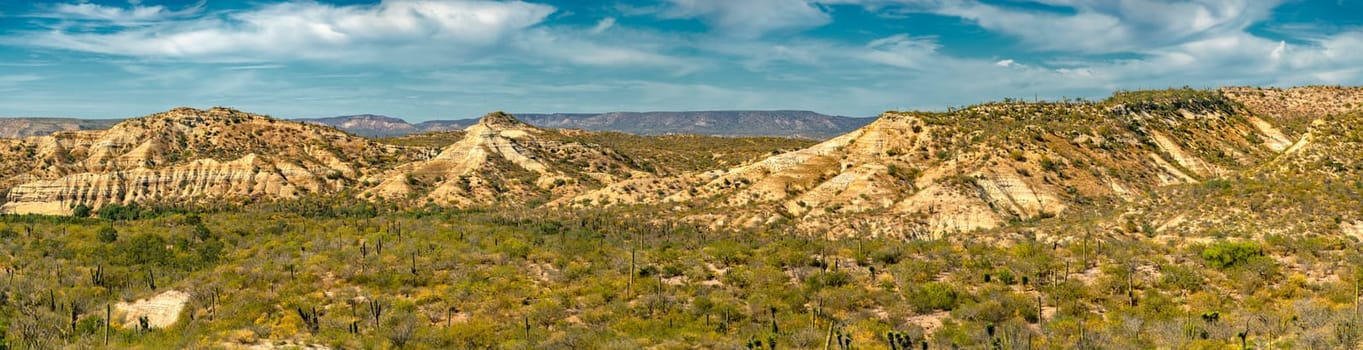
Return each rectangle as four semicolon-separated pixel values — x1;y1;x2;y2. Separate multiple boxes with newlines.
859;0;1283;54
19;1;556;65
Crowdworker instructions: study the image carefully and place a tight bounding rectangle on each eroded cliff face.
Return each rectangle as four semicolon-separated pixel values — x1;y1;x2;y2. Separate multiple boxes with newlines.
570;88;1311;237
0;107;410;215
1;156;319;214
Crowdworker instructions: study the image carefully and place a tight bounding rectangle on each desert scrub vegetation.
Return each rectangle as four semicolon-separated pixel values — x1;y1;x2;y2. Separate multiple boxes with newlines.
553;131;815;175
0;199;1362;349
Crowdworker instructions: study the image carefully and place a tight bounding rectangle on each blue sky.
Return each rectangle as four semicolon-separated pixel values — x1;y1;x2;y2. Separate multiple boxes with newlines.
0;0;1360;120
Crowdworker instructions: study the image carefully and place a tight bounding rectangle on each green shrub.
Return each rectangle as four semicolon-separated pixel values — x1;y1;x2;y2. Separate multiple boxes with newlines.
1201;241;1261;269
872;246;904;265
96;203;143;221
71;203;92;218
907;282;959;312
96;226;118;243
804;270;853;289
192;224;214;241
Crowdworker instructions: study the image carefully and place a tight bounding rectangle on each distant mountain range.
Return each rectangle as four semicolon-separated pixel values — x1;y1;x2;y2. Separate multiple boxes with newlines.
2;111;872;140
0;118;120;138
296;111;874;139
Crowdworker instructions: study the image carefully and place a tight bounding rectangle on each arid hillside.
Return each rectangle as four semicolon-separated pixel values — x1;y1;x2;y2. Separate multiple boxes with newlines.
0;109;806;215
2;87;1360;238
363;112;811;207
573;86;1363;237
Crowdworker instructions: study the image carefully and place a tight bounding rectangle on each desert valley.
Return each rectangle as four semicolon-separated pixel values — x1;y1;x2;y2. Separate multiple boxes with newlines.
3;86;1363;348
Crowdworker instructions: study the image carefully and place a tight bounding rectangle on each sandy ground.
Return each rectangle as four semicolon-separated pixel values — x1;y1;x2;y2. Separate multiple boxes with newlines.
115;290;189;328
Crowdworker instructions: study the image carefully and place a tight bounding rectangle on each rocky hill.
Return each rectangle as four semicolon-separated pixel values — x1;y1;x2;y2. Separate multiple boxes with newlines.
1124;87;1363;238
363;112;811;207
572;87;1363;237
363;112;645;206
0;107;413;215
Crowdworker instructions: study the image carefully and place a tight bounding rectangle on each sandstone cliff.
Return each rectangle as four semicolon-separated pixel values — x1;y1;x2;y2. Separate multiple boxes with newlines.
0;107;411;215
571;87;1337;237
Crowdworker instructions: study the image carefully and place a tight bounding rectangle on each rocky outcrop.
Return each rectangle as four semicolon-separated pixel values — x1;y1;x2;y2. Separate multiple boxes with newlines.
114;290;190;329
1220;86;1363;137
1;155;320;215
571;88;1301;237
0;107;409;215
364;112;645;206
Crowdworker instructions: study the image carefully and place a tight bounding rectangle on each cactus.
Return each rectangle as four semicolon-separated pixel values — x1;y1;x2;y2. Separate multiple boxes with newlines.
105;305;110;345
835;328;853;350
770;307;780;334
90;264;104;287
296;306;320;334
69;301;79;335
887;331;914;350
369;299;384;328
524;314;534;347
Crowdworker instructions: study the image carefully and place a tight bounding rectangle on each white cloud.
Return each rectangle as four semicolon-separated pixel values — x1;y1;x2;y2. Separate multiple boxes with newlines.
656;0;834;38
591;17;617;34
21;1;557;65
858;34;942;70
14;1;698;72
6;0;1363;119
41;1;203;24
865;0;1283;54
